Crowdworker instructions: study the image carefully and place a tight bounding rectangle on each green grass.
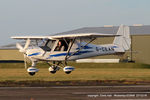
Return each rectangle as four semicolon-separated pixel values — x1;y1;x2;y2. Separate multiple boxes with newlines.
0;62;150;82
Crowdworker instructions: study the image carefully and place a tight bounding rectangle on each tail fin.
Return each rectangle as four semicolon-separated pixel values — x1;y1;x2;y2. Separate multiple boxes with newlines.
113;25;131;52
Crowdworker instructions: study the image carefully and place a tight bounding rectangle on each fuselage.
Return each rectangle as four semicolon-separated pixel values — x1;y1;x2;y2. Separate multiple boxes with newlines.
25;41;119;61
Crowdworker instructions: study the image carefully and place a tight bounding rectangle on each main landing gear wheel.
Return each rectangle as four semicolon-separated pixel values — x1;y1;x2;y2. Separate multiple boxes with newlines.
50;70;56;74
65;71;71;74
63;66;75;74
48;65;60;74
29;72;36;76
27;67;39;76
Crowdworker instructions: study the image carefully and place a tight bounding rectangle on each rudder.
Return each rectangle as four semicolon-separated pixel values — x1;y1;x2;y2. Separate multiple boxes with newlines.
113;25;131;52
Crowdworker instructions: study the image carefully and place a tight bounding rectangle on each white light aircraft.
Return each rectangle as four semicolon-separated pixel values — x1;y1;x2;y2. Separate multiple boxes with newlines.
11;25;131;76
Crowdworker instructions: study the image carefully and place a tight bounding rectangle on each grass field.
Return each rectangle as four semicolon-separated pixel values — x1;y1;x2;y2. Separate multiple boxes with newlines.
0;62;150;83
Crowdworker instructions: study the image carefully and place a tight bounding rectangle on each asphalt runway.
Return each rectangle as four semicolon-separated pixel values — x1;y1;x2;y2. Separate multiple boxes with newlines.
0;86;150;100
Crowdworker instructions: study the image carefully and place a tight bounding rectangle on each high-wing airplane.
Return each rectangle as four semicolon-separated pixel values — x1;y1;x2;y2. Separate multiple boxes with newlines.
11;25;131;76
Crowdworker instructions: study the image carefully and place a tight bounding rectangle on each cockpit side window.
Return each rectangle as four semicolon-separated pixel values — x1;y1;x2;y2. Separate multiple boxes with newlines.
40;40;56;51
46;40;55;49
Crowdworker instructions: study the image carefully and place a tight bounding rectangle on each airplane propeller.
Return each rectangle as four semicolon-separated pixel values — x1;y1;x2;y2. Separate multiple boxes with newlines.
16;39;30;69
16;39;30;53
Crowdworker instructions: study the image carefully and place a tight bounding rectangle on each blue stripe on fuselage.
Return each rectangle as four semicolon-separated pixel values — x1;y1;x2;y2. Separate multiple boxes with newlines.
112;46;118;48
28;52;41;56
76;43;93;50
47;51;93;59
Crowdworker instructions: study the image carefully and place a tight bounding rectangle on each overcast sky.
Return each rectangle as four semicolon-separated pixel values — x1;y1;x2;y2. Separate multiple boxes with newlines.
0;0;150;46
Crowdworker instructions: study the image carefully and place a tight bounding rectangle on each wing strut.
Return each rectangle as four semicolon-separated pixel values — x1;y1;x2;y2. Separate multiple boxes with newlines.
63;38;69;46
65;37;96;64
65;38;76;65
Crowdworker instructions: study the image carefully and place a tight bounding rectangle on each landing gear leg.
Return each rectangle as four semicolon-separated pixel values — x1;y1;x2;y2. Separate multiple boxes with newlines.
46;61;75;74
27;61;38;76
47;61;60;74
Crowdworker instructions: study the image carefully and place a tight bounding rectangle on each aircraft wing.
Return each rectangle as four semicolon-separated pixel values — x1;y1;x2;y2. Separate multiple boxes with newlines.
11;36;52;40
50;33;120;39
11;33;120;40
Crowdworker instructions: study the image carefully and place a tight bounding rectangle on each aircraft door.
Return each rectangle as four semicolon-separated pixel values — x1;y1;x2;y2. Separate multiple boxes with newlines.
54;40;70;52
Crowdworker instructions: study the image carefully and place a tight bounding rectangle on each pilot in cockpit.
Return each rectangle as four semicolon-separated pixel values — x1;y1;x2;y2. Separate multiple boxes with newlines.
55;41;64;51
